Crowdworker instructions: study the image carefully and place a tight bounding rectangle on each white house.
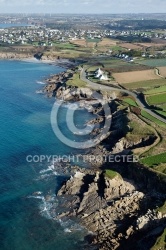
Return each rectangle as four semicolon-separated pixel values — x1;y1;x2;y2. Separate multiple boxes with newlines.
95;68;103;78
95;68;108;81
99;73;108;81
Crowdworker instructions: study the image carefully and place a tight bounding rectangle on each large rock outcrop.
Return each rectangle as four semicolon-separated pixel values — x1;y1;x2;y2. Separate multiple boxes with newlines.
56;170;147;249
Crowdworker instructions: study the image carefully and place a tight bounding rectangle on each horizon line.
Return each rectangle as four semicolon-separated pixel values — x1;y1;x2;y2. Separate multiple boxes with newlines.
0;12;166;15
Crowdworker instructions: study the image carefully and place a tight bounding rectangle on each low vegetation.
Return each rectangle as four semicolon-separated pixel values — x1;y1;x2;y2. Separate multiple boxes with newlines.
122;98;138;107
150;228;166;250
141;110;166;128
144;85;166;95
66;72;87;87
156;110;166;118
152;163;166;174
122;79;166;90
140;152;166;167
104;170;119;179
138;58;166;67
146;93;166;105
156;201;166;214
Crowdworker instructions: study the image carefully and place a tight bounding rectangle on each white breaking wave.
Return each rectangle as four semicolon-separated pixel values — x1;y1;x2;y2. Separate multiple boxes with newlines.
39;164;59;178
39;173;53;179
27;193;57;219
27;192;85;234
57;101;84;110
36;81;46;85
64;228;72;233
27;195;44;200
39;198;53;219
39;164;55;174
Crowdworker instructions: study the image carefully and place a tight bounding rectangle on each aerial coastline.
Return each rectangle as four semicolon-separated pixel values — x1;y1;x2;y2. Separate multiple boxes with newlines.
0;12;166;250
41;62;166;249
1;44;166;250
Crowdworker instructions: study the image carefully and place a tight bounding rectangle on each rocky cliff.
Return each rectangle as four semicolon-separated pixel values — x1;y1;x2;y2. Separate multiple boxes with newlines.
56;169;166;250
42;68;166;250
0;52;33;59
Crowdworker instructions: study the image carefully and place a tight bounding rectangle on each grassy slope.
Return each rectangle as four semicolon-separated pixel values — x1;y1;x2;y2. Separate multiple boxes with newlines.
156;110;166;118
141;110;166;128
66;72;87;87
122;79;166;90
126;120;155;142
146;93;166;105
138;58;166;67
140;152;166;166
104;170;119;179
122;98;138;107
45;46;166;172
144;85;166;95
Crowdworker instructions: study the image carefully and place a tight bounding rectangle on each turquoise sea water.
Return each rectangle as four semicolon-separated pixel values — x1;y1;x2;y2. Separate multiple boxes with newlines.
0;60;92;250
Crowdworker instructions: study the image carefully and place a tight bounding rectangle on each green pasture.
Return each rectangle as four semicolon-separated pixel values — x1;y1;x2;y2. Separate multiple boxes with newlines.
66;73;86;87
124;79;166;90
86;38;101;43
144;85;166;95
138;58;166;67
141;110;166;128
146;93;166;105
140;152;166;167
122;98;138;107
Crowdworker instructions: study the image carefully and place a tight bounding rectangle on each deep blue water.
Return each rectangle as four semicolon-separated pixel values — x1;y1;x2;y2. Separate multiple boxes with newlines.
0;60;92;250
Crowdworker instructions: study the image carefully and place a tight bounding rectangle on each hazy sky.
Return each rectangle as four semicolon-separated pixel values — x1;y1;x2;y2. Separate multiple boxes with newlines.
0;0;166;13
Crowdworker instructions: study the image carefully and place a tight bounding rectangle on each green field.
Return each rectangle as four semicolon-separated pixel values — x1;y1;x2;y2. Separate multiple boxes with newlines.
110;45;123;51
140;152;166;167
86;58;134;71
103;60;135;69
146;93;166;105
144;85;166;95
87;66;101;72
138;58;166;67
66;73;86;87
126;120;155;142
124;79;166;90
156;110;166;118
122;98;138;107
53;42;79;50
141;110;166;128
159;103;166;111
86;38;101;43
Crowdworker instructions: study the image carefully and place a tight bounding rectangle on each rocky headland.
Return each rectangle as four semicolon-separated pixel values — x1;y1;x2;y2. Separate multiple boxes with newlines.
56;169;166;250
40;66;166;250
0;51;79;69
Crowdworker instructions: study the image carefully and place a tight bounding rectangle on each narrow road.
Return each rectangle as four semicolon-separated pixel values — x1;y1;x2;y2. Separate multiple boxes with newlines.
80;69;166;124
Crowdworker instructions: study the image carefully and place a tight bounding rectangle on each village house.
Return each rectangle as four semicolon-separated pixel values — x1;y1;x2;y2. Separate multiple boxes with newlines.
95;68;108;80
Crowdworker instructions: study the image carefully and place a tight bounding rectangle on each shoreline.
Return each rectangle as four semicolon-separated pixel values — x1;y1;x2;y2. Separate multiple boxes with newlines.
2;55;165;250
0;56;78;69
40;66;166;249
0;48;82;70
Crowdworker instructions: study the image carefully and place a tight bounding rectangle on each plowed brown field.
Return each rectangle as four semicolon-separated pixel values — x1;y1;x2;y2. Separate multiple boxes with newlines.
113;69;160;84
158;67;166;77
